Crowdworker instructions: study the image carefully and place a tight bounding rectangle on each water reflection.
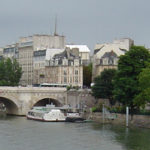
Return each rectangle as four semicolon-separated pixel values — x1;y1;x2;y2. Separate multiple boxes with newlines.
113;125;150;150
91;123;150;150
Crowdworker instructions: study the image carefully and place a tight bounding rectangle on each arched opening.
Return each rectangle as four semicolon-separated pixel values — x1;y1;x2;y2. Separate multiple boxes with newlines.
33;98;62;107
0;97;19;115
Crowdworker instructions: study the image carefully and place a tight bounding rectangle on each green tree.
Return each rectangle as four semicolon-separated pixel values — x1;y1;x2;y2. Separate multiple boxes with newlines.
92;68;117;105
0;58;22;86
134;64;150;108
83;63;92;88
113;46;150;114
11;59;22;85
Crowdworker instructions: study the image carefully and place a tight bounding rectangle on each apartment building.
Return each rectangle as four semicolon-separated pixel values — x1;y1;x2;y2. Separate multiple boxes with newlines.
17;34;65;85
33;48;83;87
92;38;134;80
33;48;65;84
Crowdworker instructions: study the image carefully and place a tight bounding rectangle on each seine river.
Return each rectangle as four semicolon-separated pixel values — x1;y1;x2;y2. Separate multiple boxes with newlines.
0;116;150;150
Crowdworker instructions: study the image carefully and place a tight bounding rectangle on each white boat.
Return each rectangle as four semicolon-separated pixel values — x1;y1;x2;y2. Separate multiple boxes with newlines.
27;104;84;122
27;104;66;122
43;109;66;121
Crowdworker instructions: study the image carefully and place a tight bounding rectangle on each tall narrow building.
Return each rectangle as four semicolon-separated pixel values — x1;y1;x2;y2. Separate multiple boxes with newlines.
18;34;65;86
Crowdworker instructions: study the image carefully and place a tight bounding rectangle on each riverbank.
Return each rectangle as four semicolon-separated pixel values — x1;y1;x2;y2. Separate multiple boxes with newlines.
88;112;150;128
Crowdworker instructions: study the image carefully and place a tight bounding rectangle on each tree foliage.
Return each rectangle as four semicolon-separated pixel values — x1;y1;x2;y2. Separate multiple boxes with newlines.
0;58;22;86
134;64;150;108
92;68;117;105
113;46;150;113
83;63;92;87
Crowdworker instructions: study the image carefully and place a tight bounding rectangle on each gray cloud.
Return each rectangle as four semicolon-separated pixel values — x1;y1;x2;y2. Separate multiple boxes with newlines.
0;0;150;50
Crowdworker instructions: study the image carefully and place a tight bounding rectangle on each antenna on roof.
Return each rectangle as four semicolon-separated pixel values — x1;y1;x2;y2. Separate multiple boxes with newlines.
49;19;52;35
54;15;58;36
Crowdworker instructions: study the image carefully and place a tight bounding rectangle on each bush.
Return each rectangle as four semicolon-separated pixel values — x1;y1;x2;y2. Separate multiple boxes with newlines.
66;85;71;91
73;86;79;90
92;104;150;115
107;106;126;113
67;86;79;91
91;107;97;112
135;109;150;115
91;103;103;112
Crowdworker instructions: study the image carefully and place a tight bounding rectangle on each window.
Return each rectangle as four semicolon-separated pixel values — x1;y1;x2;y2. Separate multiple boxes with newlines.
40;74;45;78
64;70;67;75
64;77;67;83
114;58;118;65
74;59;79;66
75;70;78;75
103;58;108;65
63;59;68;65
69;69;73;75
109;60;113;65
75;76;78;83
70;77;72;83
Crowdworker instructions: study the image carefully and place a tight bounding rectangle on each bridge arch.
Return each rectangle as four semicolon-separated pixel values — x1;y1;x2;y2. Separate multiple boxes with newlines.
0;96;20;115
30;95;64;109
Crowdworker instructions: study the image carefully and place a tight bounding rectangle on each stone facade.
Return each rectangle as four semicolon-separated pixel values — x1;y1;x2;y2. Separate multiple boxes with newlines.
18;44;33;85
19;34;65;51
33;48;83;87
92;38;134;80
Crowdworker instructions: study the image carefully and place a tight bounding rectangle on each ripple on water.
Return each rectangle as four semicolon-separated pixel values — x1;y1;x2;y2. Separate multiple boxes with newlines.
0;117;150;150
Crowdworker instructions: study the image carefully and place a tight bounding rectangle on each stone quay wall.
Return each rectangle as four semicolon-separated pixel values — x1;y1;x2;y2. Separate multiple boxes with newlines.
89;112;150;128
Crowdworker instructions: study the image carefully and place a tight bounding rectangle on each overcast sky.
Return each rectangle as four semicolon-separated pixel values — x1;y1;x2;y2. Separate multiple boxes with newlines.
0;0;150;51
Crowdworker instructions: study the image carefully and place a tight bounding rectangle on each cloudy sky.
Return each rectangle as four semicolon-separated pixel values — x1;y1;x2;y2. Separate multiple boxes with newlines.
0;0;150;51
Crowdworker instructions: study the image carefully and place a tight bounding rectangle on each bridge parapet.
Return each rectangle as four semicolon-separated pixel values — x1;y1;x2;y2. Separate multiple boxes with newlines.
0;87;67;93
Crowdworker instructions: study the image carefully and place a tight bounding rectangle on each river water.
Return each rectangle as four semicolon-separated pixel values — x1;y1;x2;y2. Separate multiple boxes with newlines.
0;116;150;150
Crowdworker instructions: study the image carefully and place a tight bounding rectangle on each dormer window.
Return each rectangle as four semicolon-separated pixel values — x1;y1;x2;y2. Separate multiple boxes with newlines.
63;59;68;66
74;59;79;66
103;58;108;65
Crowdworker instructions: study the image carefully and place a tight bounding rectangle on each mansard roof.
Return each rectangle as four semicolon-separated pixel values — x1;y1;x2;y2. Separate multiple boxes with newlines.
100;51;118;65
94;45;105;54
54;50;68;59
101;51;117;59
53;49;79;60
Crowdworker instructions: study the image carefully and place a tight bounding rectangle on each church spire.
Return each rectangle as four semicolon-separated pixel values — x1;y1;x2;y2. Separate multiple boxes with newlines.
54;15;58;36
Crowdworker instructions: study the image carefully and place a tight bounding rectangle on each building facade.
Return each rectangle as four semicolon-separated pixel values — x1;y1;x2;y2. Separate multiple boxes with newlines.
17;34;65;85
92;38;134;80
2;44;18;59
33;48;83;87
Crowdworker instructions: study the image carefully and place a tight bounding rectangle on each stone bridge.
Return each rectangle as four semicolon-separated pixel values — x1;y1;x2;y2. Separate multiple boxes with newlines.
0;87;67;115
0;87;95;116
